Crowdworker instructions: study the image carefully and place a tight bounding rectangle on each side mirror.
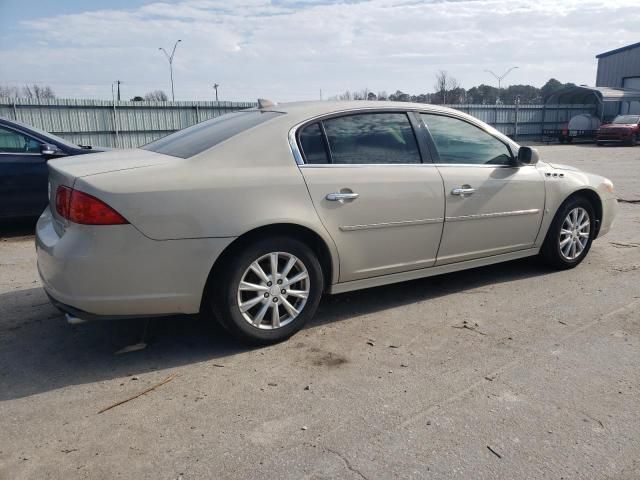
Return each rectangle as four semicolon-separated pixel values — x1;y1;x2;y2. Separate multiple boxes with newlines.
40;143;65;158
516;146;539;166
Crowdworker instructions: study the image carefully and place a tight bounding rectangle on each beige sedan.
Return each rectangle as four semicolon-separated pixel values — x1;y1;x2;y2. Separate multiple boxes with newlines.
36;101;617;343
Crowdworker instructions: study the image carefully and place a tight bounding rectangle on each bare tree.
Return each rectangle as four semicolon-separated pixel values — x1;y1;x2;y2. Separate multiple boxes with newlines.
433;70;460;104
144;90;169;101
0;85;20;98
22;84;56;99
1;84;55;99
329;90;353;101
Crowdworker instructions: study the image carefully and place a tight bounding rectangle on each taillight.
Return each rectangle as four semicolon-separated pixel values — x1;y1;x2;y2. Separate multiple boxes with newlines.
55;185;72;218
55;186;128;225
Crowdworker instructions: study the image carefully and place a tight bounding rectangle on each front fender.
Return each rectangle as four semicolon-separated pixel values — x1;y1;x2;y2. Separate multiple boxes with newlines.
534;162;615;246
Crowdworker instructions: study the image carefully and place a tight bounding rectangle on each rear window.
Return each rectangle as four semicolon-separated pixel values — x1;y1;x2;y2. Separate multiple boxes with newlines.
142;110;283;158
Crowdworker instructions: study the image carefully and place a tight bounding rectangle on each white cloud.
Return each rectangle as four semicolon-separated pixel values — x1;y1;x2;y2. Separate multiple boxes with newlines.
1;0;638;101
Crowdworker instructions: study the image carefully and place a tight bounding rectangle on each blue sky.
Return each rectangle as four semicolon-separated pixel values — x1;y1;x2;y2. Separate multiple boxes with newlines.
0;0;638;102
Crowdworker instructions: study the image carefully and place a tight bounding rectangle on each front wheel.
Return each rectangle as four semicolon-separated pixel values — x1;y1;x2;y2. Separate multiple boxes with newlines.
210;237;323;344
629;134;638;146
540;197;595;270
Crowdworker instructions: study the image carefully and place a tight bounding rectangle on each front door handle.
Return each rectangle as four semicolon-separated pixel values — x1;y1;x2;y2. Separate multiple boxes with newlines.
326;192;359;203
451;185;476;197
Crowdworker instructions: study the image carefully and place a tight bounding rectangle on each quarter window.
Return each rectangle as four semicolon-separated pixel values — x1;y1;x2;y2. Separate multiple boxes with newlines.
0;126;42;154
299;122;329;164
321;113;421;165
421;114;513;165
142;111;283;158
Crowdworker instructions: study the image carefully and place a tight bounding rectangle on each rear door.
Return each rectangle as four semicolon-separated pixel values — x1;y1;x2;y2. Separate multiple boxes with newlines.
0;125;48;218
420;113;545;265
297;111;445;282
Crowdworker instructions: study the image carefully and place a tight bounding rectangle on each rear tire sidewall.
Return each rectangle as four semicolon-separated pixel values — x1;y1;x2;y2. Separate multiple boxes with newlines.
541;197;595;270
212;237;323;344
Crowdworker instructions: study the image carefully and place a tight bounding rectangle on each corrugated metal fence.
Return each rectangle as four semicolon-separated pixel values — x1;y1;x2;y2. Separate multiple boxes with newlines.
0;98;257;148
450;103;596;138
0;98;595;147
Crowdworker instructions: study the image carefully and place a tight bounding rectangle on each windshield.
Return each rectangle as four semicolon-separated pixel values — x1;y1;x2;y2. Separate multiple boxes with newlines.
612;115;640;124
142;110;283;158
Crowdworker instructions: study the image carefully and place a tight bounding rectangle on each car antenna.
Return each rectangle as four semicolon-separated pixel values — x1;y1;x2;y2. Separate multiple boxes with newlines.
257;98;276;109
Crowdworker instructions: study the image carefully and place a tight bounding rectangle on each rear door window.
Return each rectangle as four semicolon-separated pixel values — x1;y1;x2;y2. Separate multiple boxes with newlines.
321;113;421;165
142;110;283;158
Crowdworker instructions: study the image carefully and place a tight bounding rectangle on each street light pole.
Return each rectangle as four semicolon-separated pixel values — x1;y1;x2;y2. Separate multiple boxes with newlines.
213;83;219;102
484;66;519;103
159;40;182;101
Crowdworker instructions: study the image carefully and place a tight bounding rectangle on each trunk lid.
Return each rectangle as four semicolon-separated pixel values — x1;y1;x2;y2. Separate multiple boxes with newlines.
48;148;173;180
47;148;176;234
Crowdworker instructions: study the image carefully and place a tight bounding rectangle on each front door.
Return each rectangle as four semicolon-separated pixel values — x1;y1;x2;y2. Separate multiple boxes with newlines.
419;113;545;265
297;112;445;282
0;125;48;218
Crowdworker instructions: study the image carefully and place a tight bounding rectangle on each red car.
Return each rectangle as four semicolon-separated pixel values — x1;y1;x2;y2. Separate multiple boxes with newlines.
596;114;640;146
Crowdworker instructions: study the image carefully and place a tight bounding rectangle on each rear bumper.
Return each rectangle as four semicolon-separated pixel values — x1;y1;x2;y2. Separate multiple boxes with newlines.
36;207;234;318
46;292;178;322
596;132;634;142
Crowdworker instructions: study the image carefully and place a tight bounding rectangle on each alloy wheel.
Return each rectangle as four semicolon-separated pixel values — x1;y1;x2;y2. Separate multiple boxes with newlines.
236;252;310;329
558;207;590;261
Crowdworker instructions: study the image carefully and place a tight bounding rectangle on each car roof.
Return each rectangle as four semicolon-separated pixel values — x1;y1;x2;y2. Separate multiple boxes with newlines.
258;100;520;151
260;100;460;121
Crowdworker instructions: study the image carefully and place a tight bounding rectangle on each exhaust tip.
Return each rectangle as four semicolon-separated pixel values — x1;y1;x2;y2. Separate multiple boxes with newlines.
65;313;88;325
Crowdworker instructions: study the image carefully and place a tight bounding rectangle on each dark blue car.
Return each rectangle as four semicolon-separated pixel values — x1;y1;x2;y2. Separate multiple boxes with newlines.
0;118;103;219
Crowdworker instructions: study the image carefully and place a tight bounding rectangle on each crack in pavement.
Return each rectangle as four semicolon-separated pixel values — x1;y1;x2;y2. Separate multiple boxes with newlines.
324;447;368;480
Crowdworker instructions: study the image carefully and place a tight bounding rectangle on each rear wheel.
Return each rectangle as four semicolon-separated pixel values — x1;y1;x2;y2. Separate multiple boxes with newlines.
540;197;595;270
211;237;323;344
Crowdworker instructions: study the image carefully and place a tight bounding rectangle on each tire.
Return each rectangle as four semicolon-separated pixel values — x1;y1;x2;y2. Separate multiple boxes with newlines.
540;196;595;270
629;134;638;147
596;141;604;147
210;237;324;345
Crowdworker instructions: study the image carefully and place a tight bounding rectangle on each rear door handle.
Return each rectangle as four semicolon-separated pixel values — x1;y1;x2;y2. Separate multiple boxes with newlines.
326;192;359;203
451;185;475;197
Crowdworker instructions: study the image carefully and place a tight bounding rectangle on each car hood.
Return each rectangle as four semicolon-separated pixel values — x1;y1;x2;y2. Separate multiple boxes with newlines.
49;148;175;179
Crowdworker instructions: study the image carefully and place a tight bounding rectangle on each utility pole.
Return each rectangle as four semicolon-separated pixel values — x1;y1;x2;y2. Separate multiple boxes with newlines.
213;83;219;102
116;80;121;101
159;40;182;101
484;66;518;103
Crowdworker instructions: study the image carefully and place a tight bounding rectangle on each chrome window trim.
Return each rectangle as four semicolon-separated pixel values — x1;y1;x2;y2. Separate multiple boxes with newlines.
0;152;42;156
340;217;444;232
288;126;305;165
445;209;540;222
288;106;520;167
433;163;531;169
298;163;437;169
